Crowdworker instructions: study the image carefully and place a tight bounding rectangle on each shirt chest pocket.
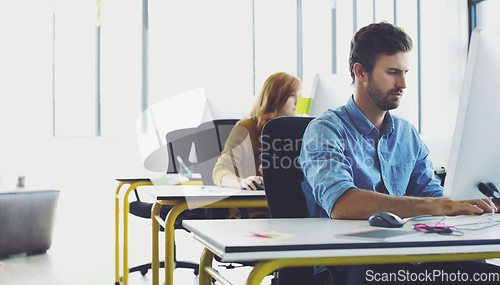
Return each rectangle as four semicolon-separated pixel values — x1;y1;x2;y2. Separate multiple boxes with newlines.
386;162;413;196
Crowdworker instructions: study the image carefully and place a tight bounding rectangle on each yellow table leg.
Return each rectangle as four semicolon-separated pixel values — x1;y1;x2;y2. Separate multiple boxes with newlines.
115;182;127;285
120;180;152;285
149;197;268;285
244;252;500;285
246;260;282;285
152;202;162;285
199;248;215;285
122;185;133;285
164;202;189;285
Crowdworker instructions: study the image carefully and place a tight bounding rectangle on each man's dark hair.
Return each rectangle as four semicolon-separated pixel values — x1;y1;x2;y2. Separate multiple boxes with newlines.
349;21;413;84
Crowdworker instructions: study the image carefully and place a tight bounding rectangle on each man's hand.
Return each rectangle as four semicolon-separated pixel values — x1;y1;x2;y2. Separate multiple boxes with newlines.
464;199;499;213
330;189;500;219
428;197;498;216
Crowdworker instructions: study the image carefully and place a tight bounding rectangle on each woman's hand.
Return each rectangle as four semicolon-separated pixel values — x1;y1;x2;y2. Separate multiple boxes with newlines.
239;176;264;190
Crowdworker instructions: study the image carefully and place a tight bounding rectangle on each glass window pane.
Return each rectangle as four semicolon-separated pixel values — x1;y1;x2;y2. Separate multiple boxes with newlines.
302;0;334;97
53;0;96;136
374;0;394;23
356;0;374;29
0;0;53;139
477;0;500;31
149;0;254;119
387;0;419;128
254;0;297;90
418;0;468;140
335;0;354;76
100;0;142;136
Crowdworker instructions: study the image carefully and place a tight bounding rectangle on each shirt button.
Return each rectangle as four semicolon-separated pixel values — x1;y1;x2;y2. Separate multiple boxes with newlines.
383;176;386;180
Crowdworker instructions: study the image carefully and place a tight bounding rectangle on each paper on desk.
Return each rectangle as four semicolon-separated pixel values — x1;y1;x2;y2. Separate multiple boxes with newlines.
249;231;295;239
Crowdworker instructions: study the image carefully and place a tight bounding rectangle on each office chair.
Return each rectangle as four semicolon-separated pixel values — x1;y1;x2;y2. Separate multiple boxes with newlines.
193;119;250;220
260;116;316;285
194;119;239;186
194;119;266;272
128;127;205;277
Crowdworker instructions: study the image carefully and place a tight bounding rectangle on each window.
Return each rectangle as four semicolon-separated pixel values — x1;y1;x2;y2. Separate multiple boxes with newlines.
148;0;254;120
475;0;500;31
52;0;468;140
53;0;96;136
53;0;141;137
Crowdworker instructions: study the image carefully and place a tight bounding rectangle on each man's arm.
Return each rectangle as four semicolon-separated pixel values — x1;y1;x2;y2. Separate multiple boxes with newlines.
331;188;494;219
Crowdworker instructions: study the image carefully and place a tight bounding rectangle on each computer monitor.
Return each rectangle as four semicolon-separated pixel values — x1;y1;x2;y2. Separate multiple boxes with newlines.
307;74;353;117
443;28;500;201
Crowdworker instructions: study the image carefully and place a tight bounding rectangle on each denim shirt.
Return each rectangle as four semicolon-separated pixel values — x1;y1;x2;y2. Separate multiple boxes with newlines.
299;96;443;218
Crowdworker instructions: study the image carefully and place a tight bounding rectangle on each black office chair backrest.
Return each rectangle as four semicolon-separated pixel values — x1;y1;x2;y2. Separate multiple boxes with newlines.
132;126;206;223
194;119;239;185
261;116;315;285
261;116;314;218
165;127;197;174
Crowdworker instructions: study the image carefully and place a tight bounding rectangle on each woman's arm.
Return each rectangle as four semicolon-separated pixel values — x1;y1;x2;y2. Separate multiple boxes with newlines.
212;120;261;188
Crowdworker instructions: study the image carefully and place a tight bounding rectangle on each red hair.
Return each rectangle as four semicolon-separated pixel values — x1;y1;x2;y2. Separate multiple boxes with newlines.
250;72;302;131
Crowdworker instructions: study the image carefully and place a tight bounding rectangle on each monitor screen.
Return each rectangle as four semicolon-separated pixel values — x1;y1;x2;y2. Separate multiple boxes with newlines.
307;74;353;117
443;28;500;201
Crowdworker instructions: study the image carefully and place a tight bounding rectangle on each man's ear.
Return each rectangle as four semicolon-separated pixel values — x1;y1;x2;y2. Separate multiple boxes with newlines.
353;63;367;83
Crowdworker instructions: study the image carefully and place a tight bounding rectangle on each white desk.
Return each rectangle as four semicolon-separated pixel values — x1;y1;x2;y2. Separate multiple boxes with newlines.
183;218;500;285
141;185;267;285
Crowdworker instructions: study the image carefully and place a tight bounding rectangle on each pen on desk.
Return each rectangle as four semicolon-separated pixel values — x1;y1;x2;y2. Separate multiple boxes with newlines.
251;233;272;238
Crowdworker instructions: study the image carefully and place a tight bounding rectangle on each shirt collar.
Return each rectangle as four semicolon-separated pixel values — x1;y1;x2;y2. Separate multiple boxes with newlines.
345;96;395;139
381;111;395;138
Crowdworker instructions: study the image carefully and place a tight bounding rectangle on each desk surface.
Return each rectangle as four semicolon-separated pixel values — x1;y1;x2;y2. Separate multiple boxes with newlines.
140;185;266;209
183;218;500;262
140;185;265;199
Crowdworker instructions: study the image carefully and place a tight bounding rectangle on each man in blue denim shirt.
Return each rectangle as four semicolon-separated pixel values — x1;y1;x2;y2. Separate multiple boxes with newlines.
299;22;499;285
299;22;495;221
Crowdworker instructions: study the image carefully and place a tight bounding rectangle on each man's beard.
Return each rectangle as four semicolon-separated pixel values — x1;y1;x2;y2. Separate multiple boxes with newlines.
366;79;402;111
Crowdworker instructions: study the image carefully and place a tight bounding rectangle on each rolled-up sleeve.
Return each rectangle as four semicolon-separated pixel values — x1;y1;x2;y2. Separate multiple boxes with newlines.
299;118;357;217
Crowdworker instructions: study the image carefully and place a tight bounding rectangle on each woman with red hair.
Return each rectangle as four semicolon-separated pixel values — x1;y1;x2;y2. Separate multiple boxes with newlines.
212;71;302;217
210;72;299;209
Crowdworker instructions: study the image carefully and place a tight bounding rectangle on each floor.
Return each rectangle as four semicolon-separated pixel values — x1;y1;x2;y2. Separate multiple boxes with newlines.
0;190;271;285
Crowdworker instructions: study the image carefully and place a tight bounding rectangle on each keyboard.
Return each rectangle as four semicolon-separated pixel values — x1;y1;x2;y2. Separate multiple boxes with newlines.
443;213;500;229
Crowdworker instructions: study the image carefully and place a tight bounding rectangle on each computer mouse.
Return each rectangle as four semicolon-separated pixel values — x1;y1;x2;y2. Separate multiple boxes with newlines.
251;181;265;190
368;212;405;228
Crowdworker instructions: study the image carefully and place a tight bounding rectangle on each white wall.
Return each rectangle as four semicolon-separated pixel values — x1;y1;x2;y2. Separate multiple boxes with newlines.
0;2;146;199
0;0;471;193
419;0;469;168
148;0;256;120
